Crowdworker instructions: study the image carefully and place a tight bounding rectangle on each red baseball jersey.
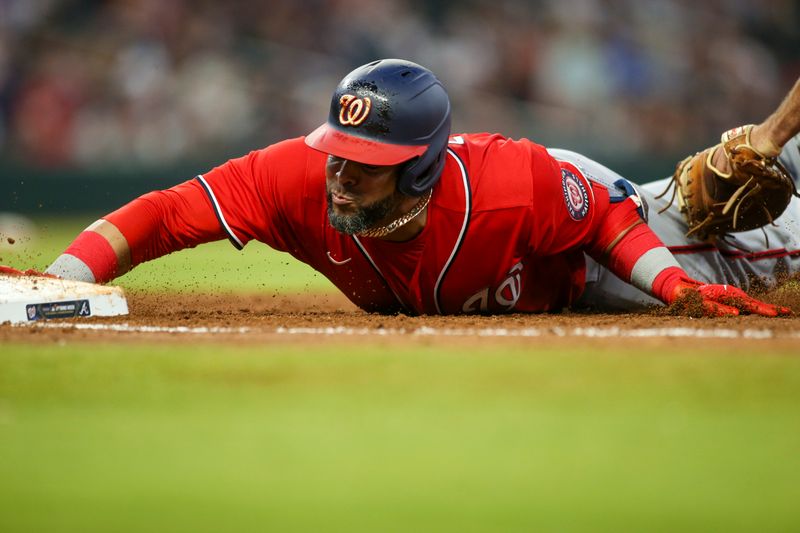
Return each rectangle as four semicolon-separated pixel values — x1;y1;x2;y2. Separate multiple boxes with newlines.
182;133;606;314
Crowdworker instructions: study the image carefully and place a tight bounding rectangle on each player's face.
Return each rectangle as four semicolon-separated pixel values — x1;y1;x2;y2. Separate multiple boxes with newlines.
325;155;406;234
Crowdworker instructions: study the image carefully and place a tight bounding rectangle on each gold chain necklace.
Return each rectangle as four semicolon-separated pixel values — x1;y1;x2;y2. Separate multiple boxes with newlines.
357;188;433;238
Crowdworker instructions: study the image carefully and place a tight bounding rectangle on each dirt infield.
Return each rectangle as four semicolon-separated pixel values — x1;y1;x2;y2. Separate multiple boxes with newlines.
3;288;800;347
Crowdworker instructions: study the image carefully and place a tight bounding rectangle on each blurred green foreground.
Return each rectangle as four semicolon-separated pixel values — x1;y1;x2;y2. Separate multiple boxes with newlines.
1;344;799;533
2;217;800;532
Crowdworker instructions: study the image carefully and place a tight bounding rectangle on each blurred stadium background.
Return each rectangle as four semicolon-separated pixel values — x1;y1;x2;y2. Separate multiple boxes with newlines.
1;0;799;213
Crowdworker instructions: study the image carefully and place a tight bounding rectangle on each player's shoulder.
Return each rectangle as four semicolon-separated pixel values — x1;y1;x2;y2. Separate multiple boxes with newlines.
442;134;535;212
207;137;325;205
448;132;546;153
447;132;552;172
447;132;505;155
220;137;326;194
250;136;327;167
444;133;556;207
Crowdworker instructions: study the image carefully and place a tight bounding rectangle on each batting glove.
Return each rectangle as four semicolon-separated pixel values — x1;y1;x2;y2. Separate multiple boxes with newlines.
671;277;791;317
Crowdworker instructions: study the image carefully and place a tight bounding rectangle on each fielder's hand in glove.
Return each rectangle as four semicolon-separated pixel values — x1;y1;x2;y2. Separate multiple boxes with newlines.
658;124;798;240
666;275;791;317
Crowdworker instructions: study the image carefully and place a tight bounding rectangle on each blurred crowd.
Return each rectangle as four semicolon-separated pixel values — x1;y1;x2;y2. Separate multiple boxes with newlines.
1;0;798;170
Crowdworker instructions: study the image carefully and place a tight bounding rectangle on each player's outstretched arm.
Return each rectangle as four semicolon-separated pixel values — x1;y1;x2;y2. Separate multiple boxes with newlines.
46;179;227;284
585;191;789;317
630;79;800;316
46;219;131;283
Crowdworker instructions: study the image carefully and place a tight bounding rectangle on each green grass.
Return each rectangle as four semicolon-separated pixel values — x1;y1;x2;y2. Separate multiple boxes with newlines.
0;216;334;292
3;216;800;531
1;343;800;532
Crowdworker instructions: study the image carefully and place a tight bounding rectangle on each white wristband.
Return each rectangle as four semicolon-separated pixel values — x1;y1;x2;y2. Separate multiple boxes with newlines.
629;247;681;294
46;254;96;283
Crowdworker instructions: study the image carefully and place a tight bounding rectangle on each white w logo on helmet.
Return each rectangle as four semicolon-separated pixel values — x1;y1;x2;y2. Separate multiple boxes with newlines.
338;95;371;126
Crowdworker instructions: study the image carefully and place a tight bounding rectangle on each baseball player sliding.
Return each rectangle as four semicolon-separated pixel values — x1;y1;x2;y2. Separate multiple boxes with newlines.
35;59;800;317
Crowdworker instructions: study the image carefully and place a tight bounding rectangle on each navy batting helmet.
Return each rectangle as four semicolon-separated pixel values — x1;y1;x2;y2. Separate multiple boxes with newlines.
305;59;452;196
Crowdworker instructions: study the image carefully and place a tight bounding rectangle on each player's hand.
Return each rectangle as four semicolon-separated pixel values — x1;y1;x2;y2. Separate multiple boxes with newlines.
0;265;59;278
671;278;790;317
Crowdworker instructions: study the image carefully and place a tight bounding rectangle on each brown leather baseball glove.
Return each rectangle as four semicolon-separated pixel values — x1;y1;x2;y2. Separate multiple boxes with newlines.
659;124;798;240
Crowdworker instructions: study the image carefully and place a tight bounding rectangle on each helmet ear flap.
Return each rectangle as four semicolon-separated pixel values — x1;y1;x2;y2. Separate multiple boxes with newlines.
396;108;452;196
397;146;448;196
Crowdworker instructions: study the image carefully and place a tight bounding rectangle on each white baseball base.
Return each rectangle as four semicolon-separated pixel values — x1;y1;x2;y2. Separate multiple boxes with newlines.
0;274;129;324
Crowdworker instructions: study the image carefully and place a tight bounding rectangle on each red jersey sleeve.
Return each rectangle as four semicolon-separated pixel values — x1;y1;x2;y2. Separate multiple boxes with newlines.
103;179;224;267
101;137;317;270
197;137;323;252
526;143;604;255
459;135;605;256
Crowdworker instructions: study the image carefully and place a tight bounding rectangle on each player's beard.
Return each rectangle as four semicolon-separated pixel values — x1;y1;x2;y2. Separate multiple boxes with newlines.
326;191;402;235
